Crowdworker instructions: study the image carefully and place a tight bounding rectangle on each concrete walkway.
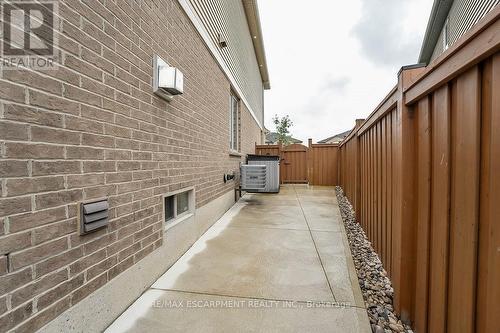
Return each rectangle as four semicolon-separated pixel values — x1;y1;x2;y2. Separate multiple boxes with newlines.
105;185;370;332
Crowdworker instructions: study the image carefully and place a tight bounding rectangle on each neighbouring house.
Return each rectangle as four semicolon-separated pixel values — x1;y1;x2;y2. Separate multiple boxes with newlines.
419;0;499;64
0;0;269;332
265;131;302;145
317;130;351;144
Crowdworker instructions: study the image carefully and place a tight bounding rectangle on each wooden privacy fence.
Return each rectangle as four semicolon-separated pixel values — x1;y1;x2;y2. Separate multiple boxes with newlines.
338;7;499;333
255;139;338;185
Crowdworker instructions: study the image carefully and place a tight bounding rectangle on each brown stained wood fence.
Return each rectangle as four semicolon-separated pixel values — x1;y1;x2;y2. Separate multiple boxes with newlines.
338;7;500;333
255;140;338;185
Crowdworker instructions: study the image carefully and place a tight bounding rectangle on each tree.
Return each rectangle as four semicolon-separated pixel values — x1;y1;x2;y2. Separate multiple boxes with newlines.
272;114;294;145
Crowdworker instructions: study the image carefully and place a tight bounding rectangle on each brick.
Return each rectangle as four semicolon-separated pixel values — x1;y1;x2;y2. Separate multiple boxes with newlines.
115;114;139;130
104;124;131;138
81;133;114;148
0;197;32;217
2;69;63;95
35;246;83;277
9;207;67;233
6;176;65;197
67;174;105;189
3;104;63;127
83;161;115;173
71;272;107;305
10;269;68;308
66;146;104;160
0;121;29;140
116;181;141;194
5;143;65;159
69;230;107;251
115;138;140;150
32;161;81;176
0;255;7;276
35;189;83;210
37;274;84;310
0;160;29;178
69;248;106;276
106;235;133;257
83;185;116;199
33;219;77;245
102;98;131;116
65;115;104;134
64;55;102;81
10;238;68;270
0;296;7;316
63;84;102;107
0;80;25;103
31;126;81;145
104;73;130;94
58;33;80;56
105;172;132;184
29;89;80;115
134;243;155;262
104;149;132;160
133;171;152;181
0;232;32;255
81;77;115;98
81;43;115;74
39;64;80;86
87;255;117;280
0;267;32;294
107;255;134;280
83;233;116;255
0;302;33;332
13;297;70;333
117;161;140;171
81;0;115;24
80;104;114;123
116;221;141;239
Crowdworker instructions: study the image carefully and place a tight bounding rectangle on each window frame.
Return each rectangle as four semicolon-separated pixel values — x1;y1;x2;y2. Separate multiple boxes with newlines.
229;92;240;152
162;186;196;231
443;18;449;51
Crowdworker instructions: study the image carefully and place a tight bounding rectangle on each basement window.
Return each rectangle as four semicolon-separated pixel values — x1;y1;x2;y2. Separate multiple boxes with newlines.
163;187;195;230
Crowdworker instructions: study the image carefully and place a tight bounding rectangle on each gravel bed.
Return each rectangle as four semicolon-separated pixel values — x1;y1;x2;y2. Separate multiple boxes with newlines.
335;187;413;333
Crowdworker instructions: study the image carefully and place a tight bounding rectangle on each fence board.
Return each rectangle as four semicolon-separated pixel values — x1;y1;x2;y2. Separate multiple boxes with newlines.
477;53;500;333
414;96;431;333
447;66;481;333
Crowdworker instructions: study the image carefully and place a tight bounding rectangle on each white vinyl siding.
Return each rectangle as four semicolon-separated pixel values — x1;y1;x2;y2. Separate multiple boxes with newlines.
186;0;264;125
431;0;499;61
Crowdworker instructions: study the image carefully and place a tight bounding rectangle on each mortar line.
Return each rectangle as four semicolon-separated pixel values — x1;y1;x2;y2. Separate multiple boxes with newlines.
292;185;337;302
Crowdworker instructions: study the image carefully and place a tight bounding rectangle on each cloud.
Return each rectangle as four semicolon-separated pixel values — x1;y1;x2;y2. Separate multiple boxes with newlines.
352;0;425;66
321;76;350;94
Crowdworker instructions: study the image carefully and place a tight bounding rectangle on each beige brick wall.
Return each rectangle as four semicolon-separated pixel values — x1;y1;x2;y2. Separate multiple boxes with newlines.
0;0;263;331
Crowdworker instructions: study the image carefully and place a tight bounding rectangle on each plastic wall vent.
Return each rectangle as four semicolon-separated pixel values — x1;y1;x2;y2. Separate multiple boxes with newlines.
79;199;109;235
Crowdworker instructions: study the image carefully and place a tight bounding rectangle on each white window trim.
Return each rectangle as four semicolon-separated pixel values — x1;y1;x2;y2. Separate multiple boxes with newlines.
230;93;239;152
163;186;196;231
443;18;449;51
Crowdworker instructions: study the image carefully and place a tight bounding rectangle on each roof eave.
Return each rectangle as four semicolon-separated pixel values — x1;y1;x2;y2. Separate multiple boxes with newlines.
418;0;454;64
242;0;271;90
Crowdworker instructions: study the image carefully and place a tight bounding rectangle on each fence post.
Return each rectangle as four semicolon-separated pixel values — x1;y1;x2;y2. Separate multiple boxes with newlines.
354;119;364;223
307;139;313;185
392;65;425;322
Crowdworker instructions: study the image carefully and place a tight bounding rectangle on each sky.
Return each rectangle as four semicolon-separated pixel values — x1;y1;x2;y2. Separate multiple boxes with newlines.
259;0;435;143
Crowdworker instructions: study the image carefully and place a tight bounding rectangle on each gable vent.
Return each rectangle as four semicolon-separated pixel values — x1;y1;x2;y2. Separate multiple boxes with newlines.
79;199;109;235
